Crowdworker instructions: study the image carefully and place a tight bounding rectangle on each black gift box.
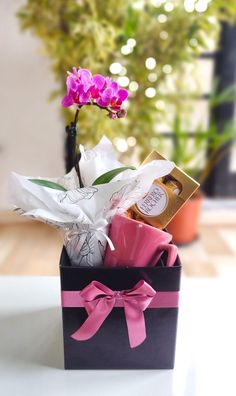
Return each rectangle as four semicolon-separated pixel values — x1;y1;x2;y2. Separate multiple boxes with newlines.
60;247;181;370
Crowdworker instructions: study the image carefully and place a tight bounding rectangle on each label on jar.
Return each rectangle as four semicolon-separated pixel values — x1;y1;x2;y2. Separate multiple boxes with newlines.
136;184;168;216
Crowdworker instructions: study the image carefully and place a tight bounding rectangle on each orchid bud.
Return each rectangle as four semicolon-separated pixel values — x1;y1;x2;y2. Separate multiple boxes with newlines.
108;112;117;119
117;109;127;118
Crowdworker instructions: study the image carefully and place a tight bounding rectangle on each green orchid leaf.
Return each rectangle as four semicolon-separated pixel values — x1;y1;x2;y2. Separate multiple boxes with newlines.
28;179;67;191
92;166;136;186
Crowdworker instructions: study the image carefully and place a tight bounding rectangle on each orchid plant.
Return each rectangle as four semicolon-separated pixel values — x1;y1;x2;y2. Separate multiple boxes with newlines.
28;67;130;192
62;67;129;186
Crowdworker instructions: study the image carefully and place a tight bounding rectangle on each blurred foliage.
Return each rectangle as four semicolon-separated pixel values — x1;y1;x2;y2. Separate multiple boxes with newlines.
17;0;236;167
170;81;236;183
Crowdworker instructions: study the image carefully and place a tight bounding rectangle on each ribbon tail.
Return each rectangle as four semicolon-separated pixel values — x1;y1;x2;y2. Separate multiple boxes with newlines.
101;233;115;251
96;227;115;251
124;301;146;348
71;299;115;341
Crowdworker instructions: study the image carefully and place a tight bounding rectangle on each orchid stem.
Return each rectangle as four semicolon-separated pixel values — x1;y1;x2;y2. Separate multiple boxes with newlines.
74;107;80;125
67;102;115;188
73;106;84;188
83;101;116;116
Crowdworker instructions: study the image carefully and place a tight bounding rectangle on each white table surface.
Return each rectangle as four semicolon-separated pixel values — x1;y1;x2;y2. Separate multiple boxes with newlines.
0;276;235;396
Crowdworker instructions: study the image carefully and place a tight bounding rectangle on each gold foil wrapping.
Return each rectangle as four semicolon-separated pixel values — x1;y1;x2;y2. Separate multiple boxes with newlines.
131;151;200;229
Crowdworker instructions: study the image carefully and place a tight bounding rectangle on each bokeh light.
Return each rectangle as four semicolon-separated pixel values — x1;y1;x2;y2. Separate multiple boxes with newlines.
148;73;158;82
127;136;137;147
121;45;133;55
151;0;165;7
155;99;166;110
129;81;139;92
195;1;208;13
184;0;195;13
145;57;157;70
114;137;128;152
190;38;198;47
117;76;130;87
164;2;174;12
132;1;145;10
162;64;172;73
157;14;168;23
145;87;157;98
160;31;169;40
127;38;136;48
109;62;122;74
119;66;127;76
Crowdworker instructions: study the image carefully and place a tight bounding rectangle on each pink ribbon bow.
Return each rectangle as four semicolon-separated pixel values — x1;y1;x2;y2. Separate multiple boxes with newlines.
69;280;156;348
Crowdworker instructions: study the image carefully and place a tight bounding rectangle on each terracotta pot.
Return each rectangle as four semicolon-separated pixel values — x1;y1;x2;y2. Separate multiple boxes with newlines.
166;193;203;245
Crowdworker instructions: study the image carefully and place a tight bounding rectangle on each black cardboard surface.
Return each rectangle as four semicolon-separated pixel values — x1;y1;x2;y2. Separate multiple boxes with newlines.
60;247;181;370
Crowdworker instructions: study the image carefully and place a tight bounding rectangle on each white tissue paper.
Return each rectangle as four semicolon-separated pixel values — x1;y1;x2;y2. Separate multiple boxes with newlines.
10;136;174;267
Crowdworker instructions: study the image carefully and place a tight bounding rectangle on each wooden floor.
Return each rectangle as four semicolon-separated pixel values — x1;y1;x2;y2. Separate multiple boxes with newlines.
0;214;236;277
0;221;62;276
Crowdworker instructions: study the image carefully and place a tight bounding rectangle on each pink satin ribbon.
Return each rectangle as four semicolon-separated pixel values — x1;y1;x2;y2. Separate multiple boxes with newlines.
61;280;179;348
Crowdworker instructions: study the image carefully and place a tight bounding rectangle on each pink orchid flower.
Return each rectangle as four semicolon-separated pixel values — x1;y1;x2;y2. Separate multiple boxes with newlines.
97;79;128;111
61;67;129;118
62;68;93;107
90;74;106;99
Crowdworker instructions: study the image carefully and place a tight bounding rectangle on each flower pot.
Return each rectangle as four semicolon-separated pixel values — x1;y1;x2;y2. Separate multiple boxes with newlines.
166;193;203;245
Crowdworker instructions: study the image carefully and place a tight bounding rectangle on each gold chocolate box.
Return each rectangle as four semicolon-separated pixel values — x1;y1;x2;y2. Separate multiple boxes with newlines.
132;151;200;229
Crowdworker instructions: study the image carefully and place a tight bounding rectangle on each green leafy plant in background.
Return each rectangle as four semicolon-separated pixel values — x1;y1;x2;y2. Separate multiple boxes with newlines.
169;81;236;184
17;0;236;162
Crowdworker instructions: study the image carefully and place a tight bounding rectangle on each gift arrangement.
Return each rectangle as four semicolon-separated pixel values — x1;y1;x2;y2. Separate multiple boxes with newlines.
10;67;199;369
